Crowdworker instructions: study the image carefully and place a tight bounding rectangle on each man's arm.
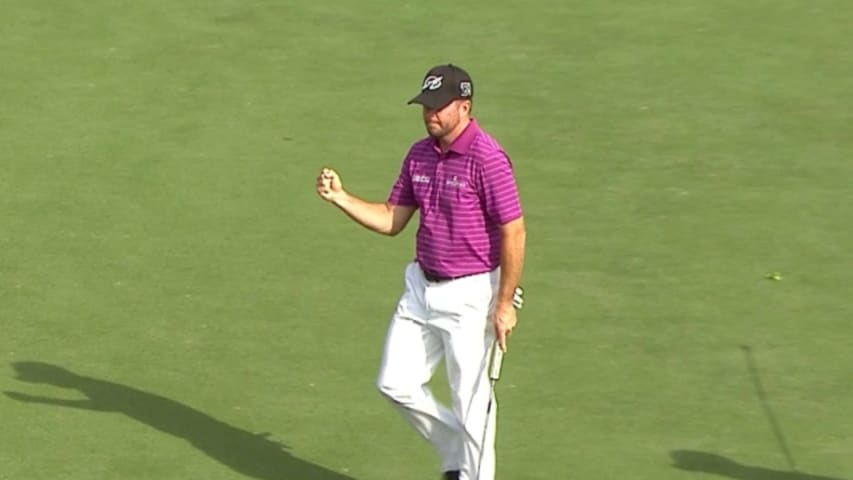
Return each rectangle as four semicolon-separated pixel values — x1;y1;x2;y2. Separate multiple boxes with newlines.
497;216;526;305
474;149;526;351
316;168;417;236
333;193;417;236
492;215;526;352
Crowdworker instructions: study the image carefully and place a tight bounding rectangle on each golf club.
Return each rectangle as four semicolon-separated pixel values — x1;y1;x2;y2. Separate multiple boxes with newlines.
476;286;522;480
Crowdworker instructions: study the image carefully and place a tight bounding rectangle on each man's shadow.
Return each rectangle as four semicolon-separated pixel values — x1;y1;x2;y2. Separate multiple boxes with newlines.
670;450;846;480
4;361;356;480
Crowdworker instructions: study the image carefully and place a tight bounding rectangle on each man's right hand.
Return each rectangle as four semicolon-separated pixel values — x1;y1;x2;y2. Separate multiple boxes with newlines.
315;168;416;236
316;168;344;204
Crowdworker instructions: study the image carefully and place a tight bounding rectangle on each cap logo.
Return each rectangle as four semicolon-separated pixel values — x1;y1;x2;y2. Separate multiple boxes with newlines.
460;81;472;97
421;75;443;91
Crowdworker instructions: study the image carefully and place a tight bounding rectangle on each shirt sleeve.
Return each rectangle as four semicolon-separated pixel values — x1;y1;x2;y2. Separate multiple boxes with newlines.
387;152;418;206
475;150;523;225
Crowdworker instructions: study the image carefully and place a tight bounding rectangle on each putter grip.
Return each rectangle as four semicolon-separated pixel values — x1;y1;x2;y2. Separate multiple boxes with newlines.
489;344;504;381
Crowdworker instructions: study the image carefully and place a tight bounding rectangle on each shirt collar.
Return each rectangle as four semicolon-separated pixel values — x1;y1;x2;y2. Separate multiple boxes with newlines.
433;118;481;155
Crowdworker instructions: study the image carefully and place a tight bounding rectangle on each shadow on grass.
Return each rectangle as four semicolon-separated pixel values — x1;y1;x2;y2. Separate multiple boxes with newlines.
670;450;845;480
4;361;356;480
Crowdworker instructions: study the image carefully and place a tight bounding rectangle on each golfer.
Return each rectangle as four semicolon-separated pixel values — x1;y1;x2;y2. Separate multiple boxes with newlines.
316;63;526;480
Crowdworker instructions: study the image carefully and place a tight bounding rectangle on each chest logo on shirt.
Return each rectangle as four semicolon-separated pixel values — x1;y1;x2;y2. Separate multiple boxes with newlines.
445;176;468;189
412;174;431;184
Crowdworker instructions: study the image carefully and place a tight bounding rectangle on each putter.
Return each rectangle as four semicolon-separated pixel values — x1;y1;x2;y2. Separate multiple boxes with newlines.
475;341;503;480
476;286;522;480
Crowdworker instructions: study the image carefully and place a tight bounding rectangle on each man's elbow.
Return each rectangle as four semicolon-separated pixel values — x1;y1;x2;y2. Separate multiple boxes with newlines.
384;218;405;237
386;203;415;237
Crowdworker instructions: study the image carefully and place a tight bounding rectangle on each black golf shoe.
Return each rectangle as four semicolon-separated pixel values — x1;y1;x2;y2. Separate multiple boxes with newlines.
443;471;460;480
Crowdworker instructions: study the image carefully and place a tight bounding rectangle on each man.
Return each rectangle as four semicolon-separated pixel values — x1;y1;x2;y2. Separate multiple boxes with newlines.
315;64;525;480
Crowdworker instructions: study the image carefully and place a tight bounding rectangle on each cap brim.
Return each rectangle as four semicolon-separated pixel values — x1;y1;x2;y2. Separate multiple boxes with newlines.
407;91;454;110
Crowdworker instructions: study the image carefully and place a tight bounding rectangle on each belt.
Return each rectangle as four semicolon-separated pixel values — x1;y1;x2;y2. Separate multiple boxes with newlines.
420;266;480;283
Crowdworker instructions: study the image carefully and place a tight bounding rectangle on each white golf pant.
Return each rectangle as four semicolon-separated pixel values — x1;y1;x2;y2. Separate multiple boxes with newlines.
377;262;499;480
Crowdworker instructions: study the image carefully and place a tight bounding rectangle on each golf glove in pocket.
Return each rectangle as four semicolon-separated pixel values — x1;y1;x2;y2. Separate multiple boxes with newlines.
512;286;524;310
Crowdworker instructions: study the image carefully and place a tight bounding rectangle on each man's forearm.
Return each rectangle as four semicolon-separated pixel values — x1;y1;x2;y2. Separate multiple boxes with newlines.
498;217;526;305
333;192;396;235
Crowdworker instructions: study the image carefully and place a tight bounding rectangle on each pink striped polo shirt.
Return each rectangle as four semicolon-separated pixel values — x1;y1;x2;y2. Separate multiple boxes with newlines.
387;119;522;278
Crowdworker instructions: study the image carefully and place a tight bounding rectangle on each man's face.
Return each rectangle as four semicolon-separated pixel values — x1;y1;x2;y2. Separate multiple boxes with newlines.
422;99;470;138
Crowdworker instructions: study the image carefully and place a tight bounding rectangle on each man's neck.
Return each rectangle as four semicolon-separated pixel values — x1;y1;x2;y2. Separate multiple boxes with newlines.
437;117;471;153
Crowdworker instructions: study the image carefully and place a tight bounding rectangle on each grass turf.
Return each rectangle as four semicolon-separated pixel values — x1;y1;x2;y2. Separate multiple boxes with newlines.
1;1;851;479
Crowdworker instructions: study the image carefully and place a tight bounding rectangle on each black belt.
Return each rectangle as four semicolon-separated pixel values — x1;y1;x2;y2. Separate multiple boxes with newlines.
420;266;481;283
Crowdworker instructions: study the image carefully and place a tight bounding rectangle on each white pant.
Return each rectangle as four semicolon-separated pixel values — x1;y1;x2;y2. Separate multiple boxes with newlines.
377;262;499;480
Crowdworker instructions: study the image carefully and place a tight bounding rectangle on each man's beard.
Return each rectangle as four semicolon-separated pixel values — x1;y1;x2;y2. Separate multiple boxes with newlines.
426;122;452;138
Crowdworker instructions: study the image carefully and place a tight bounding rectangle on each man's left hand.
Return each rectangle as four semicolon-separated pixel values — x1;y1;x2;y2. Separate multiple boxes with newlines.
493;302;518;352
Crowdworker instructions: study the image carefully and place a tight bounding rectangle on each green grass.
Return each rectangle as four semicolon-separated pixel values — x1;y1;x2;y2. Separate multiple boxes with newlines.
2;1;851;479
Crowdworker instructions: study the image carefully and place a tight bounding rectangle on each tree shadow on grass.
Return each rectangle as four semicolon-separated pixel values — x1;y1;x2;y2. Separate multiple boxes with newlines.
4;361;356;480
670;450;845;480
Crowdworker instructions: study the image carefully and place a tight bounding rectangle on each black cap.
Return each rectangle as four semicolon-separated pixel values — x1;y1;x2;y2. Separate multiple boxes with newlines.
407;64;473;110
